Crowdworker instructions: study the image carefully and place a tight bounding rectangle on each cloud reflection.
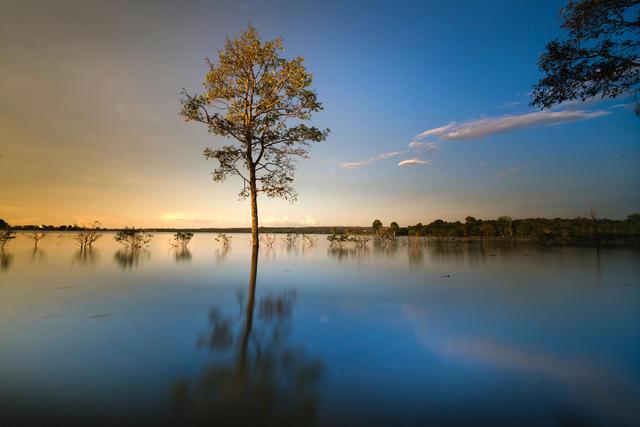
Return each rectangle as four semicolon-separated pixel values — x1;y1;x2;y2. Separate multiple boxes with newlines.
403;305;640;425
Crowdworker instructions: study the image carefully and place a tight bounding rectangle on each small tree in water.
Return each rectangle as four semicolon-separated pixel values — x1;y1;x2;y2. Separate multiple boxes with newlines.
73;221;103;250
25;231;46;249
170;232;194;248
215;233;232;249
180;26;329;247
114;228;153;249
0;228;16;250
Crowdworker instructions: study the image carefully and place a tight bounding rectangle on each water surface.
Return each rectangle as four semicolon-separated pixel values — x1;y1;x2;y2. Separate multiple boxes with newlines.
1;233;639;426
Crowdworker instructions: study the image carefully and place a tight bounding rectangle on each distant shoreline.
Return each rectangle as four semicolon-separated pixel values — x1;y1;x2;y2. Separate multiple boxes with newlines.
8;228;640;248
10;226;365;234
5;214;640;248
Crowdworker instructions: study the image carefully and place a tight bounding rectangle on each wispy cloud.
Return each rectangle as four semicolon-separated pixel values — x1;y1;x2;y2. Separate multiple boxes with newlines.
416;123;456;139
408;141;440;152
376;151;404;160
261;216;291;224
610;102;634;109
398;158;431;167
415;110;609;141
160;212;198;221
500;100;521;109
340;150;404;169
261;216;319;226
340;160;371;169
496;165;526;177
301;215;317;225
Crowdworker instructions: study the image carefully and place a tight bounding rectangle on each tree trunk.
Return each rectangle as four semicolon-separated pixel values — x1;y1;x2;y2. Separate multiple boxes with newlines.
249;167;259;247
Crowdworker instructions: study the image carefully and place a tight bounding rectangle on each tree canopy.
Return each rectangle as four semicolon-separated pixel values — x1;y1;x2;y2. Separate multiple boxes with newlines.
531;0;640;114
180;26;328;245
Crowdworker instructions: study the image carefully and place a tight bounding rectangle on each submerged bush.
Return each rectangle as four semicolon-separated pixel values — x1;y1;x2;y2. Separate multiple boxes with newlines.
260;233;277;248
284;233;298;246
73;221;103;250
215;233;232;248
114;228;153;249
171;231;194;248
0;227;16;250
25;231;47;249
327;231;350;248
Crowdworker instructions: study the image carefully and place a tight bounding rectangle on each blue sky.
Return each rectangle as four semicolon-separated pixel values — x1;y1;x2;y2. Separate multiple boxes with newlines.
1;0;638;227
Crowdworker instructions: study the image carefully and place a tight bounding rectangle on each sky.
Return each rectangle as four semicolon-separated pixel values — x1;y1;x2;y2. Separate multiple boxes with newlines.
1;0;638;228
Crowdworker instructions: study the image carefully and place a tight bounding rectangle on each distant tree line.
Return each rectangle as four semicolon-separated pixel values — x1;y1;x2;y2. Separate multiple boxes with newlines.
5;223;100;231
3;213;640;247
0;222;368;234
399;214;640;246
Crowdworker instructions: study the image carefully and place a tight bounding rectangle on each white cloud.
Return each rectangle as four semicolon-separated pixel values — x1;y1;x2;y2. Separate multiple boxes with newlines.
261;216;290;224
160;212;197;221
340;150;405;169
415;123;456;139
496;165;526;177
376;151;404;160
301;216;317;226
415;110;609;141
398;158;431;167
260;216;318;226
610;103;634;109
340;161;371;169
408;141;440;152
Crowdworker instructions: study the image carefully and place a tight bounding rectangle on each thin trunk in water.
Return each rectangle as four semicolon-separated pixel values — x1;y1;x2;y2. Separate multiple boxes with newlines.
239;245;258;370
249;166;259;247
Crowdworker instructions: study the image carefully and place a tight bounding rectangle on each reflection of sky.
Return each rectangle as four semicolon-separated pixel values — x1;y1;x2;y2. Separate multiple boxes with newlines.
0;234;639;425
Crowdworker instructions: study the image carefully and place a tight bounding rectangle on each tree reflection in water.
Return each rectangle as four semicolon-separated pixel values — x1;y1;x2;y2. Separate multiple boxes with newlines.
171;247;323;427
372;238;399;258
28;247;46;262
173;247;192;263
215;245;230;263
72;248;99;266
0;251;13;271
114;248;150;270
327;246;369;264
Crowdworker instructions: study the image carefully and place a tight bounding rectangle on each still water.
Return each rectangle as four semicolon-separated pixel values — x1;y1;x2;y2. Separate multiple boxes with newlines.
0;233;639;427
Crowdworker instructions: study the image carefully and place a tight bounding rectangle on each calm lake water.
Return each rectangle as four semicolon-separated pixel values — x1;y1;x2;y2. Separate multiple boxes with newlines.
0;232;639;427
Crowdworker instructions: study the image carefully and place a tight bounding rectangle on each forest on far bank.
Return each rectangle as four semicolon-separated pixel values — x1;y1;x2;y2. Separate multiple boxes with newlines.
2;214;640;247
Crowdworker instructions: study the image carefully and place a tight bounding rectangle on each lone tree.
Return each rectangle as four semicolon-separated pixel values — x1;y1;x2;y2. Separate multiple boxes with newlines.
531;0;640;114
181;26;329;246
